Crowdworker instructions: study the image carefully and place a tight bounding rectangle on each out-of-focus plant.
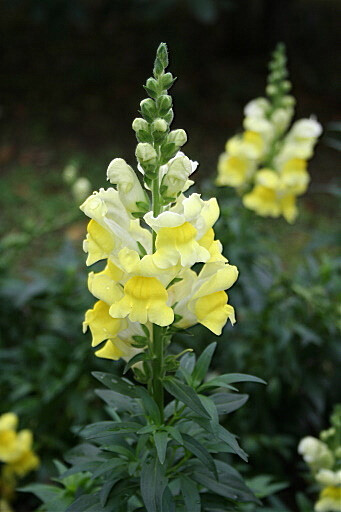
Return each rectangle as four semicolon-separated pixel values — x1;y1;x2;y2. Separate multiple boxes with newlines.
0;244;111;468
0;413;39;512
23;43;266;511
298;405;341;512
62;161;92;204
216;43;322;223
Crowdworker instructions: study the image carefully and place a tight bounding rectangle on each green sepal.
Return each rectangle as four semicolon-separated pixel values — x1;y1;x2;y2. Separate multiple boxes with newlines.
135;201;150;212
137;129;153;143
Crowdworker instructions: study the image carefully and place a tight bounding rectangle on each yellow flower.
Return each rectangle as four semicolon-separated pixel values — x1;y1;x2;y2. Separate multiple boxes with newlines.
242;169;298;223
84;220;115;266
95;321;146;361
198;228;227;263
279;158;309;195
145;193;219;269
227;130;265;160
0;499;13;512
0;414;18;432
88;260;124;305
81;188;152;264
83;300;125;347
109;276;174;326
170;262;238;335
216;153;255;188
315;486;341;512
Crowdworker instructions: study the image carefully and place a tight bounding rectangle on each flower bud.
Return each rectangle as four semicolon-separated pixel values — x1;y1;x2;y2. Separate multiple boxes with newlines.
107;158;148;213
161;72;174;90
282;80;291;92
63;164;78;185
161;154;193;197
291;118;322;139
266;84;277;96
152;118;168;133
316;469;341;487
167;129;187;147
72;177;91;203
146;77;158;93
136;143;157;164
132;117;149;132
158;94;172;114
140;98;156;121
282;95;296;107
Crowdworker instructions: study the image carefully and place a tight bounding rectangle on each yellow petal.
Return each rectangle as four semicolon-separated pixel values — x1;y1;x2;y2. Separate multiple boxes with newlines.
88;260;123;305
84;220;115;266
95;340;125;360
0;413;18;432
194;291;235;335
109;276;174;327
83;301;123;347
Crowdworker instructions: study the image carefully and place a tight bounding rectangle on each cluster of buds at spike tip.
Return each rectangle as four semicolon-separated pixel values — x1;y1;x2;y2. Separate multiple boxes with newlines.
216;42;322;223
80;43;239;378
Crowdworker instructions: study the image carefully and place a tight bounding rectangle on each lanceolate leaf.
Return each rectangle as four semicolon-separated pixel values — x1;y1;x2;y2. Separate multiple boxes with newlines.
153;431;169;465
211;393;249;415
192;342;217;386
92;372;142;398
192;470;259;504
182;433;217;478
180;475;201;512
163;377;210;419
140;456;168;512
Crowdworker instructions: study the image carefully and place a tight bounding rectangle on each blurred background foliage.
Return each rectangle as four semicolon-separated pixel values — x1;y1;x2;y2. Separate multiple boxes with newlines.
0;1;340;511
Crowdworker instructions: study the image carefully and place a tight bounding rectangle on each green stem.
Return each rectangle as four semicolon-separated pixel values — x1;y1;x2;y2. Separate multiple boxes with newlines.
151;146;164;421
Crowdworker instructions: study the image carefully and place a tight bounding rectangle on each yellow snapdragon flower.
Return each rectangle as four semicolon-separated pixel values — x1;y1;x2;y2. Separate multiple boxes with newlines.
170;262;238;335
315;486;341;512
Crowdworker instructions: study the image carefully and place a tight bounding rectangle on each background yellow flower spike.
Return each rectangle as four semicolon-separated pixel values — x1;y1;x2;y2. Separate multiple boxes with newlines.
216;42;322;223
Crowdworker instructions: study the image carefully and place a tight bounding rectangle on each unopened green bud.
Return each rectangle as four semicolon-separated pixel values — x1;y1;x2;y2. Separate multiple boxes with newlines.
63;164;78;185
161;72;174;90
132;117;149;132
72;177;91;203
164;109;174;124
146;77;158;92
282;95;296;107
158;94;172;115
156;42;168;68
167;129;187;147
152;118;168;133
282;80;291;92
136;143;157;164
266;84;277;96
140;98;156;121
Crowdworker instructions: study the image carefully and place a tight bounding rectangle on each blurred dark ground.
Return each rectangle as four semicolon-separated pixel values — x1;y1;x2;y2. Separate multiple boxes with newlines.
1;0;340;185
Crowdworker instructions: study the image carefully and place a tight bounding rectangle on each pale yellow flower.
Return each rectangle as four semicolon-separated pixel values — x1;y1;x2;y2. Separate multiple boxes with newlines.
83;300;125;347
109;276;174;326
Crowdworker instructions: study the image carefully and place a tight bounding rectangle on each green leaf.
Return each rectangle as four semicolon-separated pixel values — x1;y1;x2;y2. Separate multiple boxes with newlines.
95;389;140;415
192;469;258;504
136;386;161;425
153;431;168;464
182;433;217;478
100;477;121;507
165;426;183;445
211;373;266;386
162;486;175;512
18;484;62;502
91;458;126;479
82;421;142;439
163;377;210;419
180;475;201;512
92;372;141;398
140;456;168;512
192;342;217;386
123;353;148;374
211;393;249;415
66;493;102;512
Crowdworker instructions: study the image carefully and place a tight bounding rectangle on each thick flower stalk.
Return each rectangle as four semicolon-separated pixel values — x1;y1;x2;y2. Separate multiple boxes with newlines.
216;43;322;223
298;405;341;512
0;413;39;512
80;44;239;415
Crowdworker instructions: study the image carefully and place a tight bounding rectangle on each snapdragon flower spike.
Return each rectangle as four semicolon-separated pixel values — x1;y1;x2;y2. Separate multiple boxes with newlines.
216;42;322;223
80;43;239;366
